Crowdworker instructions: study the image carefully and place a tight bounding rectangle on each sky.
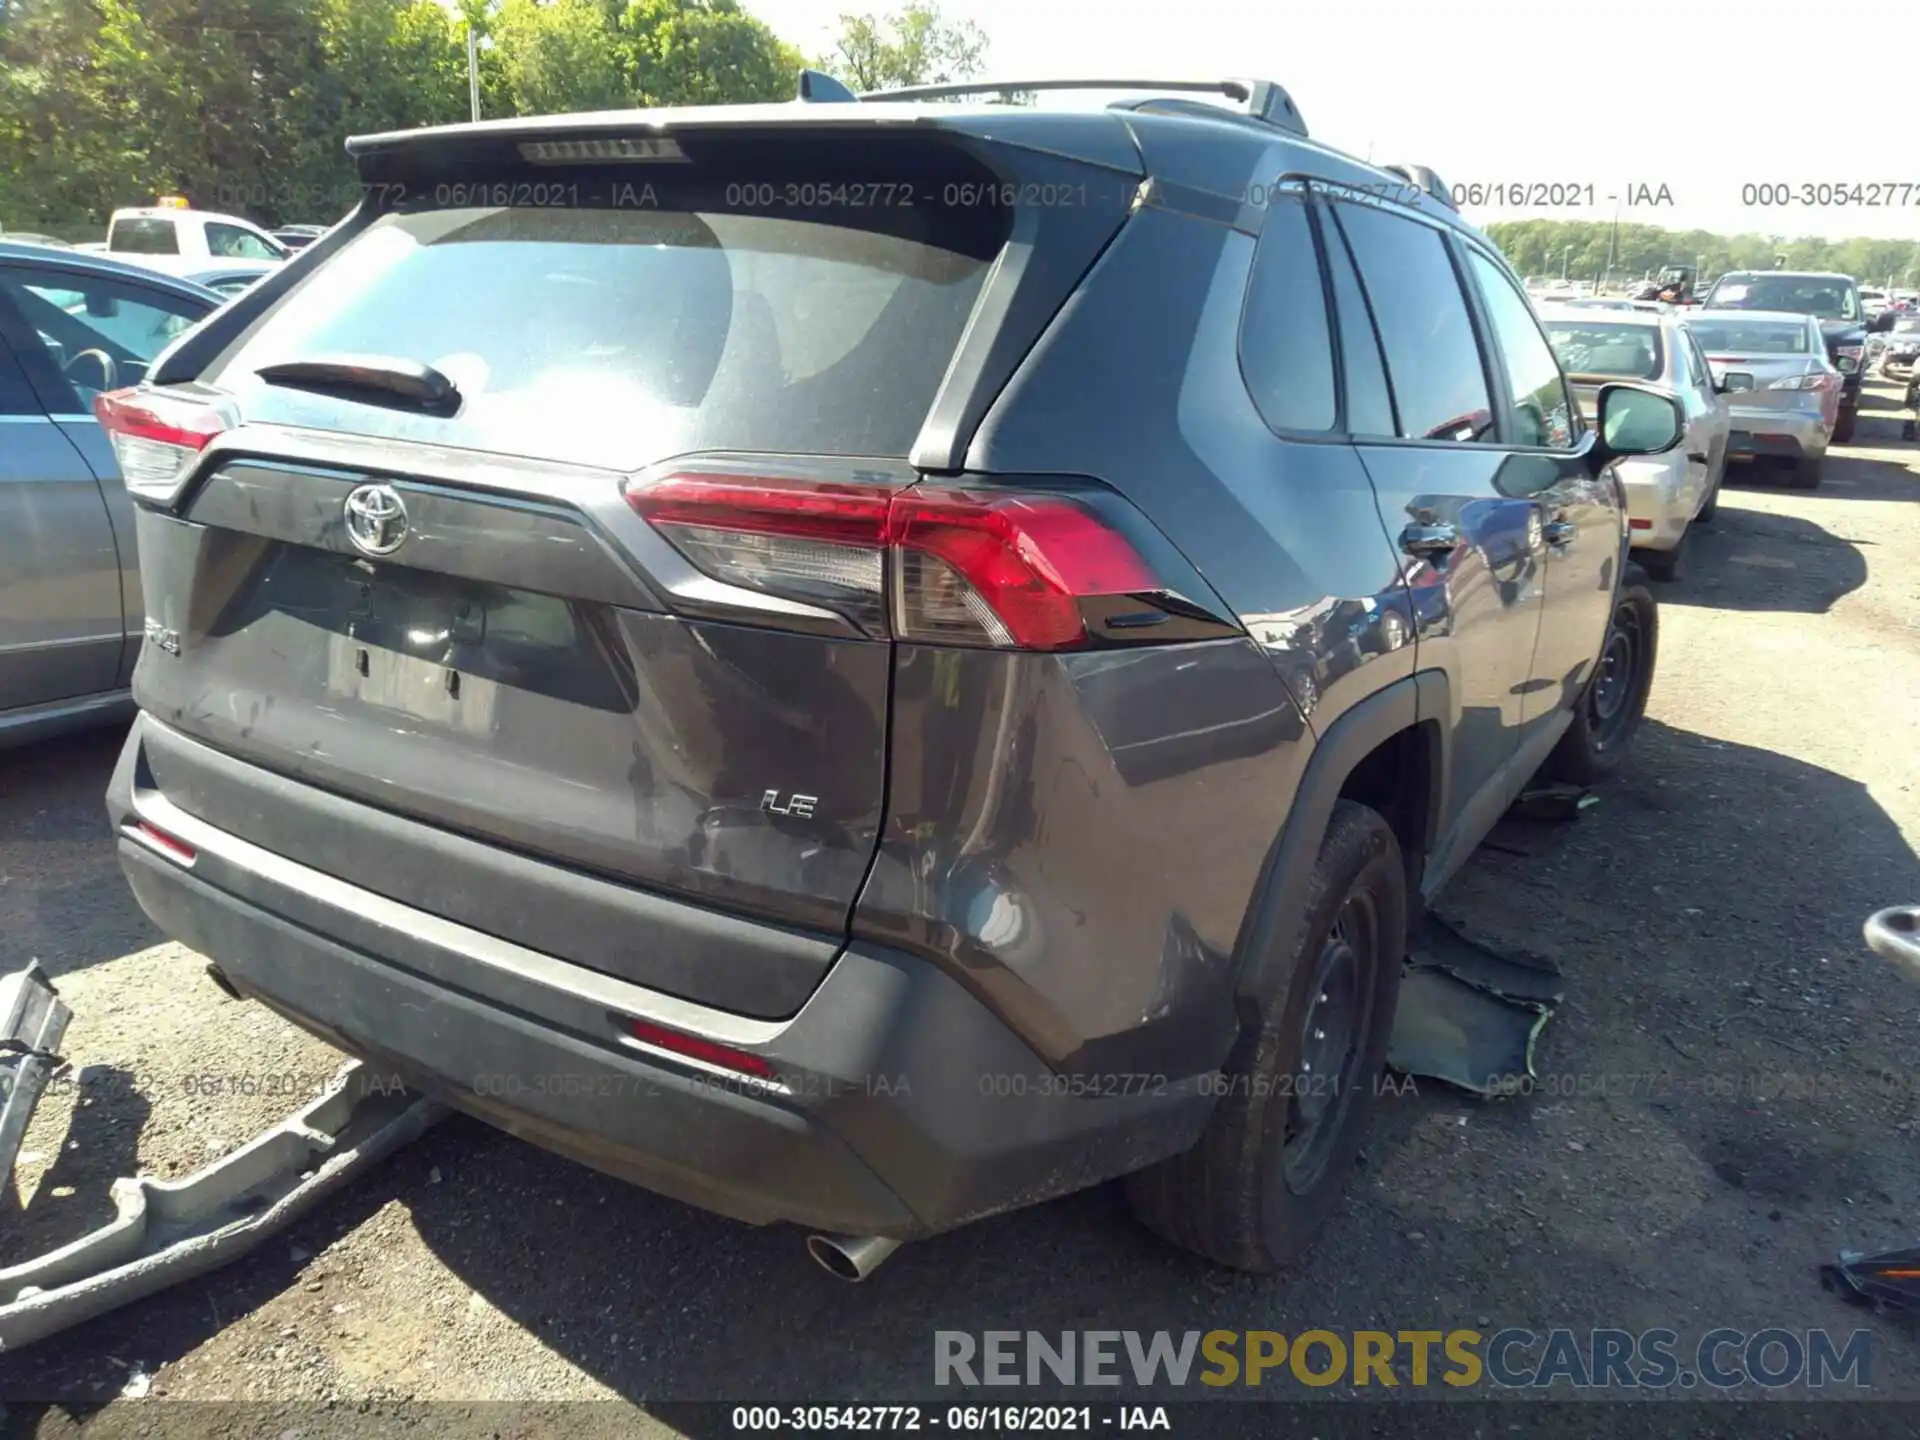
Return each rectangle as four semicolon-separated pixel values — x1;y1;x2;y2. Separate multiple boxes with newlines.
750;0;1920;247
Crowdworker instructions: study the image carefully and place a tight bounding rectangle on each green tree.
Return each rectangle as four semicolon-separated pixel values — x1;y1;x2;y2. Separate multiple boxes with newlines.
490;0;628;116
621;0;801;108
1484;219;1920;289
821;1;986;91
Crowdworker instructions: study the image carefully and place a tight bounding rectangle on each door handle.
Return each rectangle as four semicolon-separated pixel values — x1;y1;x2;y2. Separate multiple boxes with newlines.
1687;452;1710;465
1542;519;1575;546
1399;522;1458;557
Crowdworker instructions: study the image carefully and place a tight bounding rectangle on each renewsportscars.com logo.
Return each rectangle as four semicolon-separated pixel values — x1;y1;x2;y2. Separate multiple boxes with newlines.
933;1328;1874;1391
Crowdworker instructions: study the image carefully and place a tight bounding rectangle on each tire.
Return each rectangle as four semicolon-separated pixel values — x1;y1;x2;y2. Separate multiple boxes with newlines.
1695;452;1724;524
1542;563;1658;786
1789;452;1823;489
1636;531;1686;583
1126;801;1405;1273
1833;406;1857;445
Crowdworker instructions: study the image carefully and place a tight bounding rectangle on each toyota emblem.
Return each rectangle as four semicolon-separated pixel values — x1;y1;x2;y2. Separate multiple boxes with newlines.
343;483;408;556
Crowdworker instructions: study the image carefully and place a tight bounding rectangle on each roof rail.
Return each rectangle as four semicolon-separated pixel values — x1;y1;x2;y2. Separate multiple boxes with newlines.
855;77;1308;138
1381;163;1457;211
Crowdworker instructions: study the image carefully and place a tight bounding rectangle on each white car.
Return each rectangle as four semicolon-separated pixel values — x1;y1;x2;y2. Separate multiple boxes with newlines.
1539;303;1732;583
104;203;289;276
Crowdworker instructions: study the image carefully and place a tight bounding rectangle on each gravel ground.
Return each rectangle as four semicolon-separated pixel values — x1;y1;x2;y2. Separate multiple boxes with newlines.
3;384;1918;1429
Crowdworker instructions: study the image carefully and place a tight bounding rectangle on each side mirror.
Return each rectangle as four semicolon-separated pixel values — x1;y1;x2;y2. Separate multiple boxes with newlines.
1586;383;1683;475
1721;371;1754;394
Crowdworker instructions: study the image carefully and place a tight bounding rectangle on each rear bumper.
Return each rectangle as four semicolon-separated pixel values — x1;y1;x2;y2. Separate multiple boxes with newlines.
108;715;1211;1240
1726;409;1828;462
1614;457;1691;550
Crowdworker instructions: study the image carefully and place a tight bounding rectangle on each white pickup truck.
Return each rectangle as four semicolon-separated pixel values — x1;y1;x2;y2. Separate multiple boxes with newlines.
104;203;289;274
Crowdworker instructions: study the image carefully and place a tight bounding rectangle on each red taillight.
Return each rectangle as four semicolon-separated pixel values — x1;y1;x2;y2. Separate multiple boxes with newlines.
629;472;891;547
625;473;1165;652
1628;518;1652;531
94;388;229;504
889;488;1158;650
622;1017;775;1078
130;820;197;865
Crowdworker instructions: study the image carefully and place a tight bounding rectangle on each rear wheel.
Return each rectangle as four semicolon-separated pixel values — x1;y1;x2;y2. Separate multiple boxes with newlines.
1789;452;1824;489
1126;801;1405;1272
1833;406;1857;445
1695;452;1724;524
1542;563;1657;786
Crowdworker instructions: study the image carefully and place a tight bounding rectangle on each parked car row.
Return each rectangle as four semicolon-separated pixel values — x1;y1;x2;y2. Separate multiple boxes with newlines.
1537;284;1871;583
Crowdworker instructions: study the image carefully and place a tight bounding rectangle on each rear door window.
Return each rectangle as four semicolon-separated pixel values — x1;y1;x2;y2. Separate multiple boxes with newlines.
1237;189;1336;432
207;201;1004;470
1329;202;1494;443
109;217;181;255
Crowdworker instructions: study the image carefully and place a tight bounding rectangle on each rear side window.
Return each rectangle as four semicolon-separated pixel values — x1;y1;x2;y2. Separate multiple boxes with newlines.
1330;202;1493;443
1317;200;1396;437
208;201;1003;470
1238;191;1335;432
110;218;181;255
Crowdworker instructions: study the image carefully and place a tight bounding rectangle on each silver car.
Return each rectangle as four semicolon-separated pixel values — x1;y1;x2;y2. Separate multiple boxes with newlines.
0;243;220;744
1879;313;1920;383
1539;303;1731;581
1686;308;1841;490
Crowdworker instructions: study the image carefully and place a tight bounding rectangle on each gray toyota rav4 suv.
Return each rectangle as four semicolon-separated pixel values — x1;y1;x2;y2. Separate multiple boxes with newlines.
100;75;1679;1278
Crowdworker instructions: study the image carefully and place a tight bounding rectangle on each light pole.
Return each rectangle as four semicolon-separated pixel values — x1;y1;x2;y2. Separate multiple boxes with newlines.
467;24;481;122
1562;245;1571;280
1603;197;1620;292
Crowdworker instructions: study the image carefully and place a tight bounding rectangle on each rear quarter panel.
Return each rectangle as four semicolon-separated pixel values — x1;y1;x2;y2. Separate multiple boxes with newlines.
851;205;1415;1077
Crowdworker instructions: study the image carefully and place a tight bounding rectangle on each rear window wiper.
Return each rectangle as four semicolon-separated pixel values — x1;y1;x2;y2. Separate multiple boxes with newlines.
254;353;461;415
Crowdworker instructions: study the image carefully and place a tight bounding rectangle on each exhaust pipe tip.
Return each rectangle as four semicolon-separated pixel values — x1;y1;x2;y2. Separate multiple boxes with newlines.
806;1233;901;1282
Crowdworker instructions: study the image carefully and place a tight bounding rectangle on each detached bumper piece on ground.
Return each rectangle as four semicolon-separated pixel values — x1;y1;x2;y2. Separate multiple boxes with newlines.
1383;787;1587;1096
0;963;71;1185
1387;917;1565;1096
0;1056;444;1351
1822;906;1920;1313
1822;1247;1920;1314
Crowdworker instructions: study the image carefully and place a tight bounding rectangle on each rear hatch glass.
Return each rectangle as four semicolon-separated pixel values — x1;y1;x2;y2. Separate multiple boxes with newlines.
109;217;182;255
1688;319;1813;355
1544;319;1664;378
205;194;1003;468
1703;276;1858;322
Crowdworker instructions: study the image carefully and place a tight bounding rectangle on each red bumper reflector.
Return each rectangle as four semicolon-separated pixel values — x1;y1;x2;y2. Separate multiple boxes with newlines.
132;820;197;864
1629;518;1652;531
623;1017;775;1078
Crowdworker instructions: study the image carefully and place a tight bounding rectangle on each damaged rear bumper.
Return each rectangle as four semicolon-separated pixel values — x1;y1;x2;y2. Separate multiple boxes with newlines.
0;1060;443;1351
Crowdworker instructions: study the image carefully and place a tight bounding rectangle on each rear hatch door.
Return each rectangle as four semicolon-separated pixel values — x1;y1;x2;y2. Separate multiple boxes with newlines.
125;117;1139;1016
